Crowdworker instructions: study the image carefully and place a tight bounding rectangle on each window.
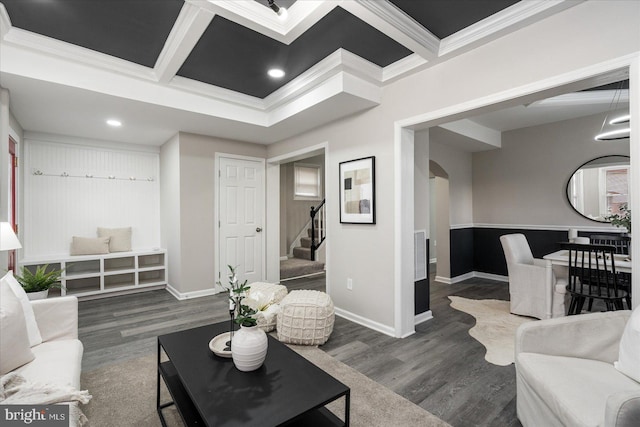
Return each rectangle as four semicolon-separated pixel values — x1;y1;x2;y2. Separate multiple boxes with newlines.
294;163;322;200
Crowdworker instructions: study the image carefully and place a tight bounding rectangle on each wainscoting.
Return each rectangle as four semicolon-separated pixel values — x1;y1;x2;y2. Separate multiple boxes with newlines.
449;226;624;281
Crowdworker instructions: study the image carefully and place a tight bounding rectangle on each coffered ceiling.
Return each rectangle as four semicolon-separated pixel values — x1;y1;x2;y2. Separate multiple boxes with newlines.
0;1;587;145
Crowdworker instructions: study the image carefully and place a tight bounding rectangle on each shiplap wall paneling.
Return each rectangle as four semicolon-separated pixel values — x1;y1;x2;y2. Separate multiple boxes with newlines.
23;140;160;259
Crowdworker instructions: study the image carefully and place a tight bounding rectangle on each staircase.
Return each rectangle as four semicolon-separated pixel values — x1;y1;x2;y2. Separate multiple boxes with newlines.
281;200;326;280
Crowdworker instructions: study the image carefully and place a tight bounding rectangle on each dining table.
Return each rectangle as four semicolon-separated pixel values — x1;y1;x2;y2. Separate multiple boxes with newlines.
543;249;632;274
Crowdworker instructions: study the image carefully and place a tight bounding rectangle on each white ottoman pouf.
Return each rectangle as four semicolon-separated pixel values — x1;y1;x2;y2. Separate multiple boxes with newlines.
246;282;288;332
277;290;335;345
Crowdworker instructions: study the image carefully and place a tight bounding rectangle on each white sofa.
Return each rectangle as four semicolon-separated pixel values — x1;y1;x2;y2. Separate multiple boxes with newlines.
13;296;84;390
515;310;640;427
1;272;85;423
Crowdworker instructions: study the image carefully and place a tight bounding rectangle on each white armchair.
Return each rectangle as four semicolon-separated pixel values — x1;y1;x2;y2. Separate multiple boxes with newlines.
515;311;640;427
500;233;566;319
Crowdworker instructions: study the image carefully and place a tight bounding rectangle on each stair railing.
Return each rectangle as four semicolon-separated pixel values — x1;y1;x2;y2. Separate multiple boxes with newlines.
309;199;326;261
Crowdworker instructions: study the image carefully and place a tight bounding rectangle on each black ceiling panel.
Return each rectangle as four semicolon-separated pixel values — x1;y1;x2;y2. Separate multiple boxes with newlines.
389;0;520;39
177;7;412;98
2;0;184;68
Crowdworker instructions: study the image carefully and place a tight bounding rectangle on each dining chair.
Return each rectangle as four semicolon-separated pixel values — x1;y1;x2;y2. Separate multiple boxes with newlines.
589;234;630;255
500;234;566;319
560;242;628;315
589;234;632;309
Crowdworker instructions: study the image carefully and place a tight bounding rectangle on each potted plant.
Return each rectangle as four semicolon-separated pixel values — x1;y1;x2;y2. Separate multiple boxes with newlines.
218;265;267;371
15;264;64;300
605;203;631;234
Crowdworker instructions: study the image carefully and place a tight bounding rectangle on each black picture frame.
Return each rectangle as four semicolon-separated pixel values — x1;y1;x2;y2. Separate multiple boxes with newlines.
339;156;375;224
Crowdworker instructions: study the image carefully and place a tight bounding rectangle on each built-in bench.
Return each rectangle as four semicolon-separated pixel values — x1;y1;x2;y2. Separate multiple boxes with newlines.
20;249;166;299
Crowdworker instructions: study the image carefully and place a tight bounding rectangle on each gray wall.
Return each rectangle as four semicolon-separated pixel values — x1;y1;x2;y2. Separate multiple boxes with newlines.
160;132;267;295
473;111;630;227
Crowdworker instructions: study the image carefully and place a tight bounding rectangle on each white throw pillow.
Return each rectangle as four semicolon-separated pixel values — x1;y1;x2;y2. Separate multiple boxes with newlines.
0;281;35;375
614;306;640;382
70;236;110;255
97;227;132;252
1;271;42;347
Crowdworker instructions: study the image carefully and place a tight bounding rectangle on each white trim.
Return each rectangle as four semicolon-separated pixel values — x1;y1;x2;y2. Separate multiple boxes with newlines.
436;271;509;285
334;306;396;338
0;4;10;38
382;54;428;83
450;223;474;230
342;0;439;61
155;3;216;83
414;310;433;325
474;272;509;283
440;0;583;56
435;275;452;285
629;56;639;308
280;256;288;261
24;131;160;154
166;283;217;300
473;223;626;233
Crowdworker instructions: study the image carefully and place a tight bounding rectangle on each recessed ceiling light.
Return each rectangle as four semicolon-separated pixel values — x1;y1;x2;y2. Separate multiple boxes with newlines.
106;119;122;127
268;69;285;79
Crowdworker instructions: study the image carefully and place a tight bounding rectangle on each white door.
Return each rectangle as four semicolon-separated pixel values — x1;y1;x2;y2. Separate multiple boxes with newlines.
219;156;265;286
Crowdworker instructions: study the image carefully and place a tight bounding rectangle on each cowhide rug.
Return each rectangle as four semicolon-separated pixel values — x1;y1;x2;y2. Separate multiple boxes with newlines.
448;296;536;366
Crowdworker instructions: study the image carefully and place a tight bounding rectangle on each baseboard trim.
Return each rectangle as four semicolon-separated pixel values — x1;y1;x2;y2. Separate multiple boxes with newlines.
280;256;288;261
279;270;326;282
414;310;433;325
436;271;509;284
474;271;509;282
166;284;219;300
334;307;396;338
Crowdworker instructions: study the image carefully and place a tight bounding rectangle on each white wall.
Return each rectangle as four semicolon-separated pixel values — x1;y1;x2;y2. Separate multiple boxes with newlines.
22;136;160;259
473;111;630;227
265;1;640;335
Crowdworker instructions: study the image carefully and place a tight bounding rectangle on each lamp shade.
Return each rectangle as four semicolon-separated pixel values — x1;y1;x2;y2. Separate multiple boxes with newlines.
0;222;22;251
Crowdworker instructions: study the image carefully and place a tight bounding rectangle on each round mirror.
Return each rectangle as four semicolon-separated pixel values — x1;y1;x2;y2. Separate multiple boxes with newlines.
566;155;630;222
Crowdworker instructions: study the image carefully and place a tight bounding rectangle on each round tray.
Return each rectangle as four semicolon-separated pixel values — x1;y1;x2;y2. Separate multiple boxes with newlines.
209;332;233;358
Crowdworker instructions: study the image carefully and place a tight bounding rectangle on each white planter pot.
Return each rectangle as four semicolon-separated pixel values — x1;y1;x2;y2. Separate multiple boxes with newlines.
231;325;268;372
27;289;49;300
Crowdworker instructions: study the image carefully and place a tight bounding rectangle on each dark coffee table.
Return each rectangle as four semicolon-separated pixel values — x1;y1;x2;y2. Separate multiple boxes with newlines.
157;322;350;426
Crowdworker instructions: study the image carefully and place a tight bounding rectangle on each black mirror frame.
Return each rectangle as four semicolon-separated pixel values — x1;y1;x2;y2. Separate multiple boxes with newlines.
566;155;630;223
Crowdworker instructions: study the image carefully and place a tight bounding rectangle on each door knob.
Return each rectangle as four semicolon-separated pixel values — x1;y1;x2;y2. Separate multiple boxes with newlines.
256;227;262;232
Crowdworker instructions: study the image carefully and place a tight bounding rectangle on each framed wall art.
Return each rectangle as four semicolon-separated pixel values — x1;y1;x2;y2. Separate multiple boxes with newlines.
339;156;375;224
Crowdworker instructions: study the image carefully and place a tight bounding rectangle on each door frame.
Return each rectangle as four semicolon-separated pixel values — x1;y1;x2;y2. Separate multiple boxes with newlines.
265;142;328;285
214;153;266;292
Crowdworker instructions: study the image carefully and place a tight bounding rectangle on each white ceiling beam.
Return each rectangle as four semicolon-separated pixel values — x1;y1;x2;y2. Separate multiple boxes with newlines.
341;0;440;61
155;3;215;84
188;0;337;45
0;4;11;38
439;119;502;149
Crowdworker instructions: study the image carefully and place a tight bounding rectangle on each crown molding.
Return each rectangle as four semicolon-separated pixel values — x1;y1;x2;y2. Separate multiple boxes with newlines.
3;27;156;81
169;75;266;111
440;0;584;56
382;53;427;83
530;89;630;108
155;3;215;83
0;4;10;38
342;0;439;61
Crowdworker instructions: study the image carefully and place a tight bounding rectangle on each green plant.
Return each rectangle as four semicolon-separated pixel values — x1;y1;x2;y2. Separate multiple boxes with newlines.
217;265;257;327
15;264;65;293
605;203;631;233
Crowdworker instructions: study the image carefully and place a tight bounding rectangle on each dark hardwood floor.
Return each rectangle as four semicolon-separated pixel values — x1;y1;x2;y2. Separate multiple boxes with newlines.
79;270;520;427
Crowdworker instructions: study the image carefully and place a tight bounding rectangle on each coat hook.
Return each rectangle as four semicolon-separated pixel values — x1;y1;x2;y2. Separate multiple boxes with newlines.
33;170;43;175
129;176;136;181
108;175;116;179
147;177;154;182
86;174;93;178
61;172;69;177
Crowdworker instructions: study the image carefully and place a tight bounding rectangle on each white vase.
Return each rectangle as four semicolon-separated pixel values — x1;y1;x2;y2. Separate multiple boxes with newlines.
231;325;268;372
27;289;48;300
